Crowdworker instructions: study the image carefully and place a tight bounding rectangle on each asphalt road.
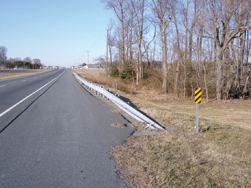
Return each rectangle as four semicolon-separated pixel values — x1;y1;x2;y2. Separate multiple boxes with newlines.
0;69;135;188
0;69;64;114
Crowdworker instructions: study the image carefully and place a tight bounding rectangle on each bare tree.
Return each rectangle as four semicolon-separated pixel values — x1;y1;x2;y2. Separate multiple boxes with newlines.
0;46;7;65
204;0;251;100
101;0;251;100
142;25;157;69
106;29;109;78
130;0;146;85
23;57;31;62
32;58;41;64
123;2;134;64
151;0;175;93
32;59;41;69
107;19;115;66
23;57;32;69
198;0;205;74
102;0;126;66
173;11;181;98
188;0;198;61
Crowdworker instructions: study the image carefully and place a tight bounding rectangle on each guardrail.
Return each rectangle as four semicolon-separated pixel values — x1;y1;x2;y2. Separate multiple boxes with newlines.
73;72;164;130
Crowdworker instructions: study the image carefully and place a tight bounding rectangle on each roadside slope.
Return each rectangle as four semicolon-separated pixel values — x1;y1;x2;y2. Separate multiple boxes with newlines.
74;69;251;187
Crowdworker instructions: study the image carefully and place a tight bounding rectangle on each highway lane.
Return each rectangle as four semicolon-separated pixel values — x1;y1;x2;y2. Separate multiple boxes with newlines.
0;69;135;187
0;69;64;114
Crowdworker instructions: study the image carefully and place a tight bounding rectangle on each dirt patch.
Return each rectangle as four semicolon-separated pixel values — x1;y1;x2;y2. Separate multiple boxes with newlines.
111;122;127;128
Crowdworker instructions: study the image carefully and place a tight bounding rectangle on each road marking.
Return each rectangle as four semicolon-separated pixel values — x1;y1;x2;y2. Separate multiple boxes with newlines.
0;70;66;118
22;80;26;82
34;77;37;79
0;85;6;88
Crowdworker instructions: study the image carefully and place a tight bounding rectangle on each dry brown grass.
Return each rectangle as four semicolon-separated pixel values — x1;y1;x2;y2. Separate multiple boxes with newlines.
0;69;51;79
73;69;251;187
113;126;251;187
73;69;138;94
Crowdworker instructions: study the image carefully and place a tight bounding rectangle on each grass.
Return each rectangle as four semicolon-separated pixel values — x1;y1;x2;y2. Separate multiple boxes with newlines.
0;69;51;79
73;69;251;187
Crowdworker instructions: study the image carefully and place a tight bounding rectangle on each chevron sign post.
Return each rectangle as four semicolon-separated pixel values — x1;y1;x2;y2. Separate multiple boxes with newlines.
195;88;202;132
195;88;202;104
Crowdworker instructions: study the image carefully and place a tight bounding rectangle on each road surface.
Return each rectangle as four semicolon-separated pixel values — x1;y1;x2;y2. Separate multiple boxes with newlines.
0;69;64;113
0;69;135;188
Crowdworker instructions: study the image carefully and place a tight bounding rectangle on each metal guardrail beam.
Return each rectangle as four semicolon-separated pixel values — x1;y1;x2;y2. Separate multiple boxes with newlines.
73;72;164;130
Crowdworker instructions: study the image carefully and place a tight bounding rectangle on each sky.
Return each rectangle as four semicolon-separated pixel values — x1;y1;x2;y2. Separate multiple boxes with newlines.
0;0;114;67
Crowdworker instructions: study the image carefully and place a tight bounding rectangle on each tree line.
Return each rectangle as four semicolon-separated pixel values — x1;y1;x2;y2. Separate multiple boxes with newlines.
102;0;251;100
0;46;42;69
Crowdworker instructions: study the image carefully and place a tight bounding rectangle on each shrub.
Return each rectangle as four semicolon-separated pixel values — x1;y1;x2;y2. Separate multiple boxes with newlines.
120;62;135;83
110;65;119;77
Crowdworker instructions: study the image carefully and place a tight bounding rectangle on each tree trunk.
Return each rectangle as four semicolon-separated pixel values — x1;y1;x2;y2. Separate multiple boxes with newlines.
138;41;142;83
216;52;223;100
235;37;241;95
203;64;209;102
189;0;197;61
183;64;187;98
198;0;204;79
120;1;125;66
184;0;188;61
243;67;250;97
175;60;180;98
161;25;168;93
106;29;108;78
109;42;112;66
129;22;133;63
174;14;181;98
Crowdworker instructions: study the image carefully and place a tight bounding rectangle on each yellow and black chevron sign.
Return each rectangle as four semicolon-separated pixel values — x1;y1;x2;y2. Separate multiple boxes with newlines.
195;88;202;104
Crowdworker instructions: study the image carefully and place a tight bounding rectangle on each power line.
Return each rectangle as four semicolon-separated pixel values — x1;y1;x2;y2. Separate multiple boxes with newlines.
88;30;106;51
86;51;89;66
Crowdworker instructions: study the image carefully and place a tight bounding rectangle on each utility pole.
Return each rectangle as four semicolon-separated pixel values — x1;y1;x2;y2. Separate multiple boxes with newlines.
86;51;89;67
106;29;108;78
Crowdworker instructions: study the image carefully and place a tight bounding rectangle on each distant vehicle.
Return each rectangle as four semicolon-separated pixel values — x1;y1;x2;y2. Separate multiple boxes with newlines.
0;66;6;70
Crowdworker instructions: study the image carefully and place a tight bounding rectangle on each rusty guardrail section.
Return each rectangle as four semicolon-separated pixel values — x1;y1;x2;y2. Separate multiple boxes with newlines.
73;72;164;130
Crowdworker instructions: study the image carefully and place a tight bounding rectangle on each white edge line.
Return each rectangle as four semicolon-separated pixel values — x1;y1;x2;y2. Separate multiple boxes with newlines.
0;70;65;118
0;85;6;88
